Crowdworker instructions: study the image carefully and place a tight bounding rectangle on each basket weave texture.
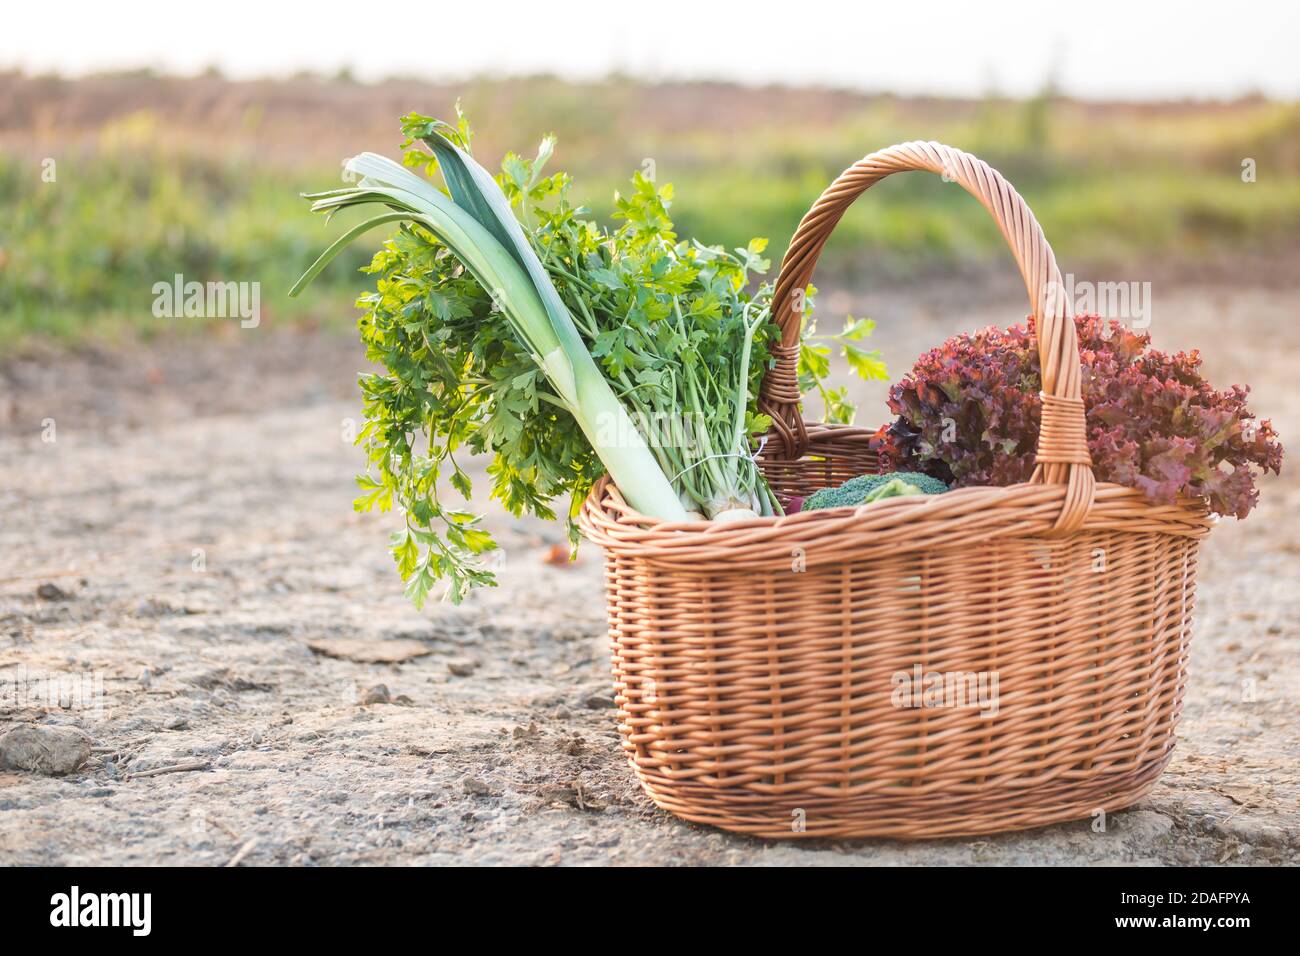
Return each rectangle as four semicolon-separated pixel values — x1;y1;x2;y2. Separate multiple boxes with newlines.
578;142;1213;839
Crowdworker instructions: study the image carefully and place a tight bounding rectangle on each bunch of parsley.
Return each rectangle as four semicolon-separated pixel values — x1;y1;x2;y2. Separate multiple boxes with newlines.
323;112;886;605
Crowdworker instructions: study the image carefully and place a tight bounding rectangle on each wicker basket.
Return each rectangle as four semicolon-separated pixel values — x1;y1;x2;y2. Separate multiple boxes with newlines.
578;142;1213;839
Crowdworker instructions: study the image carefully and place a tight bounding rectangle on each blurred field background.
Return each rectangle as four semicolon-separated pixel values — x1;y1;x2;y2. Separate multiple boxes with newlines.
3;69;1299;351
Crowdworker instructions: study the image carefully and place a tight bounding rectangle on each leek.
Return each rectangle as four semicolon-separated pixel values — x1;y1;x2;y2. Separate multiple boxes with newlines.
291;150;688;523
291;111;888;605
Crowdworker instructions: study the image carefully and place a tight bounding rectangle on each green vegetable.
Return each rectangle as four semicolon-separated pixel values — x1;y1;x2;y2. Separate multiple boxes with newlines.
292;110;889;604
291;136;688;527
804;471;948;511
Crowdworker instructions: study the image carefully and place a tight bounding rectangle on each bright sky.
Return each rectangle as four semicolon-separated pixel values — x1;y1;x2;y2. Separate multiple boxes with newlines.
4;0;1296;100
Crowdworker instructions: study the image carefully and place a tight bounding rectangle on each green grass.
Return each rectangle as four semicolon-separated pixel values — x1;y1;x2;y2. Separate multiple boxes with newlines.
0;149;382;345
3;81;1298;353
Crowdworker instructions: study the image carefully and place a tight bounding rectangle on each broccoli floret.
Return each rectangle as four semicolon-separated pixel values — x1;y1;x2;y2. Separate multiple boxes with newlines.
804;480;920;510
842;471;948;499
803;471;948;511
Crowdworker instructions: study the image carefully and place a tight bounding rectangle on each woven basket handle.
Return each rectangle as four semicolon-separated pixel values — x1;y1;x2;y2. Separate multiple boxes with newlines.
763;140;1095;532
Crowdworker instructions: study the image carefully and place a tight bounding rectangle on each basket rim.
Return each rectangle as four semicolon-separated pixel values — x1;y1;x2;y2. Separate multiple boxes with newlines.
579;474;1212;569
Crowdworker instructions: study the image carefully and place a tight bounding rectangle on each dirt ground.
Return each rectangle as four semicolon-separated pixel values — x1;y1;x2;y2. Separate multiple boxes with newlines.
1;274;1297;866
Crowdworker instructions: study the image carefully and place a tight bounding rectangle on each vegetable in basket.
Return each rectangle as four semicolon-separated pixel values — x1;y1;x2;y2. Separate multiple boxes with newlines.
292;111;887;604
872;315;1283;518
803;471;948;511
